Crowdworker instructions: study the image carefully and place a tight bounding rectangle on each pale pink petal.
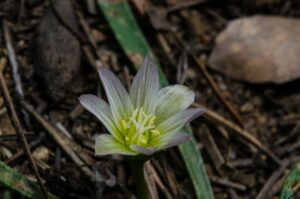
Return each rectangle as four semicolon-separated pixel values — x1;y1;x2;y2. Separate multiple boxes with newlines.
157;108;206;135
130;145;158;155
160;132;191;150
156;85;195;124
98;68;133;127
79;94;123;141
129;57;159;113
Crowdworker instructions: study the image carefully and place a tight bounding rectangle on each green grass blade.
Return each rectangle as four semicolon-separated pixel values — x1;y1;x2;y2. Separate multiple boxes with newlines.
97;1;214;198
281;164;300;199
0;161;58;199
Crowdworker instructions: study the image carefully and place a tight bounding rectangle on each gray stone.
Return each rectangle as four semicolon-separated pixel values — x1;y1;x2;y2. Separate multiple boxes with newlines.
209;16;300;84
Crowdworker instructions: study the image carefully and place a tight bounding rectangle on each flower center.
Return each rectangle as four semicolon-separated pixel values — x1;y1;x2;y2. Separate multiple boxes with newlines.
120;107;160;146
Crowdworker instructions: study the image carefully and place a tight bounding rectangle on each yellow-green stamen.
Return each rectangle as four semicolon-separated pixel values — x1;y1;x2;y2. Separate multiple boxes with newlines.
119;107;161;146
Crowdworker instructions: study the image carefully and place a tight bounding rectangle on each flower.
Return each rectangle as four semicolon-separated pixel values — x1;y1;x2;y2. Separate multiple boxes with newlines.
79;58;205;156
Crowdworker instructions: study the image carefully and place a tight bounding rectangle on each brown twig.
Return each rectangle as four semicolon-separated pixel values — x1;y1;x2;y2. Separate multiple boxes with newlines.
199;125;225;174
145;161;173;199
210;176;247;191
199;125;243;198
269;175;287;198
255;159;290;199
0;72;48;199
193;103;281;165
144;161;159;199
0;132;35;141
150;160;174;199
77;11;101;60
227;189;242;199
156;33;177;67
21;101;94;179
5;134;45;165
277;137;300;156
161;158;180;198
172;31;244;127
275;122;300;146
228;158;253;168
166;0;207;13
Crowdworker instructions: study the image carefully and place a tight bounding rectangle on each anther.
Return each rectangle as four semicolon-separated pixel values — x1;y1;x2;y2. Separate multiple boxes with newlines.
149;116;156;125
151;130;160;136
121;120;128;129
125;136;130;141
141;139;147;144
142;111;147;118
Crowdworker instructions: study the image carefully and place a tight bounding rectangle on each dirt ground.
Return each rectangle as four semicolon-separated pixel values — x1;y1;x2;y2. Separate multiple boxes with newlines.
1;0;300;198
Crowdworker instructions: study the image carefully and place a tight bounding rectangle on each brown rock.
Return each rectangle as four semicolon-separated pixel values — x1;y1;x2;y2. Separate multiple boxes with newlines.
208;16;300;84
33;0;83;102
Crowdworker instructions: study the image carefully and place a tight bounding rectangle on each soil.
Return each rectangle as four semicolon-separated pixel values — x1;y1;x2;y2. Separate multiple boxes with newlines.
1;0;300;198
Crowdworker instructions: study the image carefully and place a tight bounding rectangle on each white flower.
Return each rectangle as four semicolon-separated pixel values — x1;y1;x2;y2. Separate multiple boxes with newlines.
79;58;205;156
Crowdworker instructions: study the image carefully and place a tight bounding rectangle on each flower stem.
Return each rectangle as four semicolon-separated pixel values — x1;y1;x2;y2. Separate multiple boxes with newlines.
130;161;148;199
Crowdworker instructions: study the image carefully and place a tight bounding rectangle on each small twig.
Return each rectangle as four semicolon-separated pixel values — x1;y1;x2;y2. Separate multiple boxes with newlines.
2;20;30;128
0;72;48;199
228;158;253;168
123;66;131;90
199;125;224;174
292;181;300;194
69;104;84;120
0;57;7;72
166;0;207;13
255;159;290;199
156;33;177;67
0;133;35;142
199;125;243;198
77;11;101;60
5;134;45;165
269;175;287;198
171;31;244;128
194;103;281;165
161;158;180;198
275;122;300;146
176;52;188;84
227;189;241;199
56;122;73;140
21;101;94;179
147;161;173;199
2;20;24;97
210;176;247;191
277;138;300;156
281;114;300;126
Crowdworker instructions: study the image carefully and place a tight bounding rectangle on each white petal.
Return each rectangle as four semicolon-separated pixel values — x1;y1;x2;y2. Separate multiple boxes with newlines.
156;108;206;135
155;85;195;124
129;57;159;114
130;145;158;155
95;134;137;155
79;94;122;141
98;68;133;127
159;132;191;150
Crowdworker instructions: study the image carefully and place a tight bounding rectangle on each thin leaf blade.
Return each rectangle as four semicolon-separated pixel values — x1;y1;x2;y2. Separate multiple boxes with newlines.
281;164;300;199
0;161;57;199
